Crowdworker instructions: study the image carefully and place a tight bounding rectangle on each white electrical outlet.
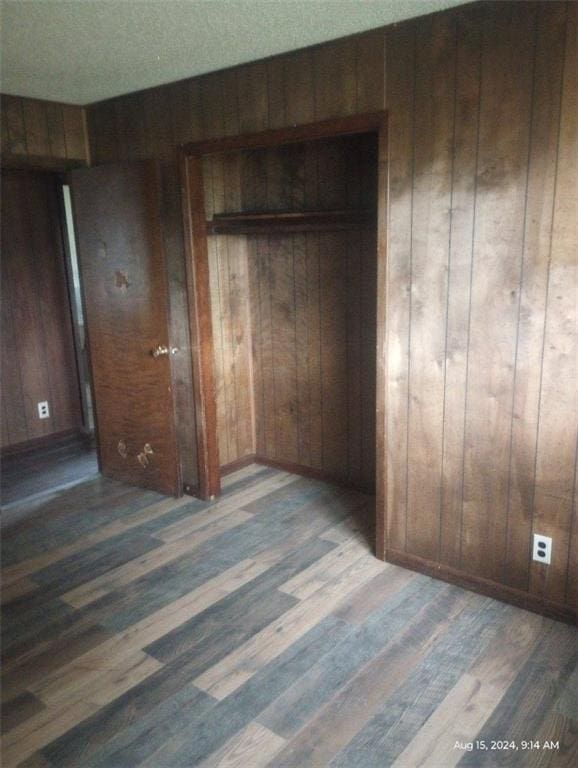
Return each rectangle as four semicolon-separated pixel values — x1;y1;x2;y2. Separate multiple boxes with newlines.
533;533;552;565
37;401;50;419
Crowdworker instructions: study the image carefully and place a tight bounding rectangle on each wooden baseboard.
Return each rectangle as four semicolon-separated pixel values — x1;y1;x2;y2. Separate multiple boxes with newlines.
1;428;88;458
385;548;577;625
254;455;374;494
220;454;257;477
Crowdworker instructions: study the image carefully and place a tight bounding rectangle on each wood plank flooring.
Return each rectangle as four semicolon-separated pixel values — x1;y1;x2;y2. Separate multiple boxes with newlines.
1;433;98;513
1;464;576;767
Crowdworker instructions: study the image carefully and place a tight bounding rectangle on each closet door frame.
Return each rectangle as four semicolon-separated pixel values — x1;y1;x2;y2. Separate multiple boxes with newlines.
180;111;388;559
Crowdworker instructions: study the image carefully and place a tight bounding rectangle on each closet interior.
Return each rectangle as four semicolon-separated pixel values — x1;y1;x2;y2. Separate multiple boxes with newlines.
202;131;378;493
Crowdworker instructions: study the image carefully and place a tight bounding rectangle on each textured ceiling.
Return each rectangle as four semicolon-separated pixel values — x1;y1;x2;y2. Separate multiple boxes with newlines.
1;0;468;105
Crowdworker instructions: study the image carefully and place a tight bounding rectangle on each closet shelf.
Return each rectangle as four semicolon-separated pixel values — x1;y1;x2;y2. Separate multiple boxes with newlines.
206;209;375;235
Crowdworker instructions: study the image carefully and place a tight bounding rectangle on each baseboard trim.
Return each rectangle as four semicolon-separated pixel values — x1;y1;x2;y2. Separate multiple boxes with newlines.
220;454;257;477
1;428;90;457
385;548;577;625
253;455;374;494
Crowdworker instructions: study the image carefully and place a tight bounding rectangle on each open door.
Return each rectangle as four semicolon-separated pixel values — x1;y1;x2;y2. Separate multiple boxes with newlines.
70;161;181;496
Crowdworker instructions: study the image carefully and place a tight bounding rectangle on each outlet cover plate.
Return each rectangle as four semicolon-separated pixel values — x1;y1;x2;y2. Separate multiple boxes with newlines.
533;533;552;565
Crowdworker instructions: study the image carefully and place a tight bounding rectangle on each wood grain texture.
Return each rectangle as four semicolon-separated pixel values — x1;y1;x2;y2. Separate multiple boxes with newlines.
0;170;83;449
1;95;88;166
384;1;577;616
83;0;577;616
70;161;180;495
2;469;576;768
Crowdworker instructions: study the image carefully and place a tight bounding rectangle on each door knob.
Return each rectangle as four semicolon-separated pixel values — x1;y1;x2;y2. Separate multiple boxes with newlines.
151;345;179;358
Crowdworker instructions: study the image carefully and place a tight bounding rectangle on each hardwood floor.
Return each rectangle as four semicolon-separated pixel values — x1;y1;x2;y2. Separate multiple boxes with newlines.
1;464;576;767
1;433;98;512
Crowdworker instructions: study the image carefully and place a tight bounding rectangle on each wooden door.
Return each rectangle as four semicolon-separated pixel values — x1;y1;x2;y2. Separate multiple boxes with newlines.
70;161;180;496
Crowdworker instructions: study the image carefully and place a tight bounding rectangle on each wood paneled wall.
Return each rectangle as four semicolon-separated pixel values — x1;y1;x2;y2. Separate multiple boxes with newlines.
86;1;577;618
386;1;577;618
1;170;83;449
202;137;377;485
1;95;88;167
202;152;255;469
248;227;376;491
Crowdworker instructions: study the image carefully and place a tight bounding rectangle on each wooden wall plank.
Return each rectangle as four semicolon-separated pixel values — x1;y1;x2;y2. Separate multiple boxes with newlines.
209;234;230;466
405;14;455;561
82;0;576;615
21;99;50;157
460;5;535;581
200;73;225;139
385;22;415;552
237;62;268;135
248;237;266;457
504;2;567;591
1;171;82;448
314;39;357;120
3;96;27;155
255;236;276;458
61;104;87;161
356;30;386;113
29;174;81;433
319;232;348;476
270;234;299;463
45;102;66;159
346;230;362;482
360;226;377;491
439;8;482;569
305;233;323;470
226;235;255;460
530;1;577;606
284;50;315;126
267;58;286;129
222;70;240;137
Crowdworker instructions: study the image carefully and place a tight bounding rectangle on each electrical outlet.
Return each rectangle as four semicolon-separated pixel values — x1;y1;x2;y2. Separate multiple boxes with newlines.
533;533;552;565
37;401;50;419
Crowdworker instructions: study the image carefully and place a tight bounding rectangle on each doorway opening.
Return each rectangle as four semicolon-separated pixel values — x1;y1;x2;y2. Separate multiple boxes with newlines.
182;113;387;556
0;169;97;516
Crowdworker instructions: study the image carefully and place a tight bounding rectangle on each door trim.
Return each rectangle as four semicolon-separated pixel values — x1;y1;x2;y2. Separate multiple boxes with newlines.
180;112;388;559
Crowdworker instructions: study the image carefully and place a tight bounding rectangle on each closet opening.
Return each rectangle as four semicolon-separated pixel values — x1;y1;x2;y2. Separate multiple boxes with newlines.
182;113;387;557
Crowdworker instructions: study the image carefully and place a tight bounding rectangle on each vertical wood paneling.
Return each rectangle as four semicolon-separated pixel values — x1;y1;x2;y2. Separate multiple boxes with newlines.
200;73;225;139
3;96;27;154
284;50;315;126
267;58;286;129
305;232;323;470
356;30;386;114
504;2;567;591
405;14;455;561
314;39;357;120
439;8;482;569
83;0;576;614
45;101;66;158
21;99;50;157
460;6;535;581
346;230;362;482
222;71;240;137
530;1;577;606
270;234;299;463
237;62;268;135
360;226;377;491
1;171;82;449
319;232;349;476
385;22;415;552
1;96;87;163
204;152;255;469
385;1;576;614
236;137;376;488
61;104;87;160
